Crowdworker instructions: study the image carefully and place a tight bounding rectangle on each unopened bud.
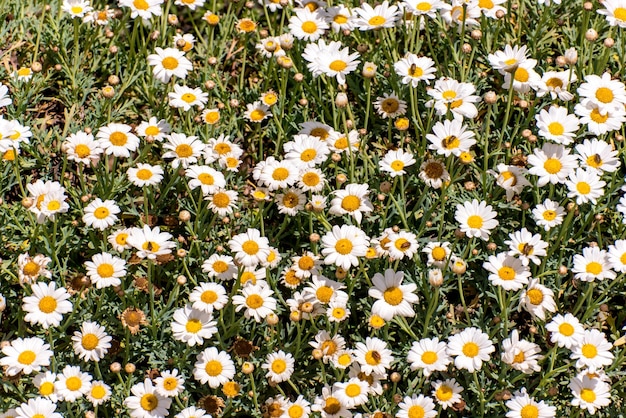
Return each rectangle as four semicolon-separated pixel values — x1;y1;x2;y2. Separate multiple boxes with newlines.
585;29;598;41
335;92;348;107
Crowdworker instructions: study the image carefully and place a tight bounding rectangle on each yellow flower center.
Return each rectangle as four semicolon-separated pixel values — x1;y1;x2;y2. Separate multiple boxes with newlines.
390;160;404;171
136;169;153;180
442;90;457;100
382;98;400;113
75;144;91;158
546;77;563;89
334;137;348;149
250;109;267;121
462;342;479;357
586;154;603;168
201;290;218;304
559;322;575;336
498;266;516;281
335;238;353;255
299;148;317;162
212;261;229;274
282;192;300;208
526;288;544;305
186;318;202;333
238;19;256;32
430;246;446;261
175;144;193;158
3;149;15;160
81;333;100;350
242;240;259;255
301;171;319;186
316;286;334;303
271;359;287;374
39;296;58;314
162;377;178;391
329;60;347;72
478;0;494;8
466;215;483;229
323;397;341;414
345;383;361;397
288;404;304;418
337;353;352;366
204;111;220;124
590;108;609;123
17;67;31;77
341;195;361;212
365;350;381;365
408;405;425;418
94;206;110;220
543;158;562;174
240;271;256;285
40;381;55;396
547;122;564;136
500;171;517;186
142;241;160;252
368;15;385;26
115;233;128;245
513;351;525;363
383;286;404;306
246;294;264;309
161;56;178;70
620;252;626;265
301;21;318;34
421;351;438;365
272;167;289;181
520;405;539;418
134;0;149;10
66;376;83;391
181;93;196;104
47;200;61;211
71;6;84;14
23;261;40;276
442;135;460;149
17;350;36;365
223;381;240;397
212;192;231;208
595;87;614;103
333;14;348;24
580;388;596;403
504;58;517;66
582;343;598;358
310;127;329;140
205;360;223;376
198;173;214;185
109;132;128;146
321;340;337;355
542;210;557;221
91;385;106;399
416;2;431;11
614;7;626;21
514;67;529;83
298;256;315;271
140;393;158;411
576;182;591;195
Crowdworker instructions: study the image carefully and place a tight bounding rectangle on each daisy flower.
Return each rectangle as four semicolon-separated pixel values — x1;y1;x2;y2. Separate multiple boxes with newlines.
327;130;360;153
484;253;531;291
397;395;437;418
406;337;451;377
488;44;530;75
13;66;33;81
501;330;542;374
244;101;272;123
97;123;140;158
298;167;326;192
574;102;626;136
15;398;62;418
186;165;226;195
175;0;204;10
23;281;73;329
403;0;449;18
189;282;228;314
306;41;360;85
379;149;415;177
353;337;394;375
63;131;102;165
374;93;408;119
312;386;350;418
598;0;626;27
324;5;354;32
55;365;92;402
565;168;606;205
284;134;330;167
228;228;270;267
0;84;12;108
168;85;208;111
577;72;626;113
431;378;463;410
146;47;192;83
334;378;369;408
532;199;565;231
503;60;542;93
154;369;185;398
108;228;132;252
427;118;476;157
303;276;348;305
546;313;584;349
536;70;577;101
309;331;345;361
527;143;578;186
174;407;211;418
83;198;120;230
394;54;436;87
518;278;557;320
422;241;452;268
493;163;530;201
288;8;328;41
232;283;277;322
426;77;480;119
387;230;420;260
608;240;626;273
284;396;311;418
193;347;235;388
87;381;112;406
455;199;499;240
353;1;400;30
575;138;620;173
329;183;374;224
535;106;580;145
478;0;506;18
17;253;52;285
0;337;52;376
368;269;418;320
569;375;611;414
39;190;69;222
62;0;93;17
201;108;220;125
262;350;295;383
124;379;172;418
419;159;450;189
136;117;170;141
446;327;495;373
202;254;237;280
126;225;176;260
71;321;112;362
321;224;370;270
127;163;164;187
570;329;615;372
162;133;205;168
505;388;556;418
205;134;243;162
33;371;57;400
504;228;548;266
171;305;218;346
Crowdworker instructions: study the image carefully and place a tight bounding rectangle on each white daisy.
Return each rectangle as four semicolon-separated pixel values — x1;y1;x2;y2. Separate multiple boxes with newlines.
546;313;584;349
83;198;120;230
232;283;277;322
162;133;205;169
124;379;172;418
71;321;112;362
446;327;495;373
171;305;218;346
406;337;451;377
394;54;437;87
565;168;606;205
126;225;176;260
320;224;370;270
427;118;476;157
368;269;418;320
527;143;579;186
146;47;192;83
0;337;52;376
262;350;295;383
531;199;565;231
22;281;73;329
535;106;580;145
192;347;236;388
455;199;499;240
189;282;229;313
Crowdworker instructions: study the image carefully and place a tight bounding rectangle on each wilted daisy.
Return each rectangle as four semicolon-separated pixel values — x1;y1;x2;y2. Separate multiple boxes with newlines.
577;72;626;113
374;93;408;119
431;378;463;410
535;106;580;145
321;224;370;270
124;379;172;418
55;365;92;402
527;143;578;186
97;123;140;158
63;131;102;165
0;337;52;376
447;327;495;373
289;8;328;41
407;337;451;377
15;398;62;418
566;168;606;205
368;269;418;320
136;117;170;141
162;133;205;168
427;118;476;157
262;350;295;383
537;70;577;101
569;375;611;414
329;183;374;224
575;138;620;173
127;163;164;187
501;330;542;374
570;329;615;372
546;313;585;349
126;225;176;260
505;388;556;418
193;347;236;388
397;395;437;418
23;281;73;329
394;53;436;87
171;305;218;346
519;278;557;320
232;283;277;322
83;198;120;230
154;369;185;398
455;199;499;240
505;228;548;266
419;159;450;189
353;337;394;375
71;321;112;362
532;199;565;231
146;47;192;83
244;101;272;123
